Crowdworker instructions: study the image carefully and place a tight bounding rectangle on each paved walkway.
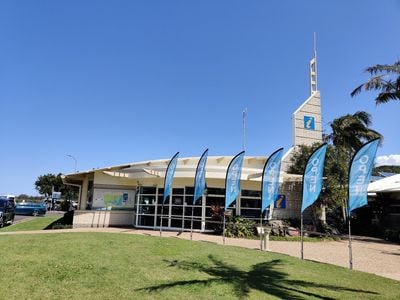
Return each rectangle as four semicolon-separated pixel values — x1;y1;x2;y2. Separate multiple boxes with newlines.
1;227;399;281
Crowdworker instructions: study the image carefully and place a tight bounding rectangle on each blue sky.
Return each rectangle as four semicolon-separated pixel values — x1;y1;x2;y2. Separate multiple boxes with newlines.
1;0;399;195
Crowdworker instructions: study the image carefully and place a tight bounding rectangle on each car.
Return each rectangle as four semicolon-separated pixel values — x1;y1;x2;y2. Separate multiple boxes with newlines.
15;202;47;216
0;198;15;227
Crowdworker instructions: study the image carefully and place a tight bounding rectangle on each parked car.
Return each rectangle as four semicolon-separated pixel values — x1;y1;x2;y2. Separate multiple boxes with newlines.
15;202;47;216
0;198;15;227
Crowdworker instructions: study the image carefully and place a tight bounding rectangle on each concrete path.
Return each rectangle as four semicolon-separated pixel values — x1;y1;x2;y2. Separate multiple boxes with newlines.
1;227;399;281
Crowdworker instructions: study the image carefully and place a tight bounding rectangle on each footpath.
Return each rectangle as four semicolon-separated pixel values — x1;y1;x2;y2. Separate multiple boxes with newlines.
1;227;399;281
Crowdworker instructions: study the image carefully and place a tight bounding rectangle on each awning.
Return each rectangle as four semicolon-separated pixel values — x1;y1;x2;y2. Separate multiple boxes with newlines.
368;174;400;193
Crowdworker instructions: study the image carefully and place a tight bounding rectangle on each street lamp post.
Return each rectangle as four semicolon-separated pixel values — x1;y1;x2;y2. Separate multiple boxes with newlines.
66;154;78;173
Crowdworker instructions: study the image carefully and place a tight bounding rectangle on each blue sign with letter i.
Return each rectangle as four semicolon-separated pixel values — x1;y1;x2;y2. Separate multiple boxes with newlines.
304;116;315;130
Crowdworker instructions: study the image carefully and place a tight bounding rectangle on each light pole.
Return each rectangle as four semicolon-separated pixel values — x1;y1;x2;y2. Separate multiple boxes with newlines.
66;154;77;173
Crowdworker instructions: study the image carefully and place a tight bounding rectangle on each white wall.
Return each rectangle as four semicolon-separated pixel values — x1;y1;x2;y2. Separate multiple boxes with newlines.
73;210;135;228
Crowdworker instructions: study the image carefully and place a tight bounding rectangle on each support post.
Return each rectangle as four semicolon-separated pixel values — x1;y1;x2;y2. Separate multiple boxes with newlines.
181;201;185;234
348;217;353;270
190;202;195;240
259;213;263;251
222;213;226;245
159;204;164;237
301;213;304;260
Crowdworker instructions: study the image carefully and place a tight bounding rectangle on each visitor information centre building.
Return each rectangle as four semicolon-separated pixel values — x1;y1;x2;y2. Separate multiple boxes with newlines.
63;58;323;230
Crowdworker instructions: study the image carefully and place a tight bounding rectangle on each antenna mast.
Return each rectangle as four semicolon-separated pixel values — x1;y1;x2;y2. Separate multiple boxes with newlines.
242;108;247;151
310;32;318;95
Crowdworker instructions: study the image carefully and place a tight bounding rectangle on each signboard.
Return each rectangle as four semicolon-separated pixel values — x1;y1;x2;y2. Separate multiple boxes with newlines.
304;116;315;130
52;192;61;199
274;194;286;209
93;189;136;208
123;193;128;203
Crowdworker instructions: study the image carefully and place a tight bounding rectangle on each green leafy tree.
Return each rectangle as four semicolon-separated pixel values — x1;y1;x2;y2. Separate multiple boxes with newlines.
16;194;30;200
34;173;77;201
324;111;382;154
289;112;382;230
351;61;400;104
35;174;63;197
288;144;348;229
373;165;400;176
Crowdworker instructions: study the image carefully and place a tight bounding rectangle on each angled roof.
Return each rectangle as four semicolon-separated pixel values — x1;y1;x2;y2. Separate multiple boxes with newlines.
368;174;400;193
63;156;302;182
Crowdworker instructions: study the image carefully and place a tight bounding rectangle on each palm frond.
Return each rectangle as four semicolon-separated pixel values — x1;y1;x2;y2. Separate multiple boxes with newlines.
365;61;400;75
363;75;387;91
350;84;364;97
352;61;400;103
353;111;372;126
350;76;386;97
376;91;400;104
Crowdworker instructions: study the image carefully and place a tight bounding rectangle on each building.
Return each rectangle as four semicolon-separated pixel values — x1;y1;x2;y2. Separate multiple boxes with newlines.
63;55;323;230
368;174;400;230
64;156;306;229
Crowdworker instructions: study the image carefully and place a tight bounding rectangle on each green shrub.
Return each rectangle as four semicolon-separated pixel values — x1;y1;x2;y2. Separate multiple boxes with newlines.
225;216;257;238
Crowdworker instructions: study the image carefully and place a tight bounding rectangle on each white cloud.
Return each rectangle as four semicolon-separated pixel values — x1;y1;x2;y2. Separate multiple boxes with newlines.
375;154;400;166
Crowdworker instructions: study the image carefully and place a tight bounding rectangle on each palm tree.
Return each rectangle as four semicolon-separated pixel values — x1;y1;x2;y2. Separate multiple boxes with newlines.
324;111;382;154
351;61;400;104
324;111;382;222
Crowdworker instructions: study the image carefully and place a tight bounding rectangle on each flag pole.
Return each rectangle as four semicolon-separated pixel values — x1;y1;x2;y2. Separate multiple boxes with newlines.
301;213;304;260
181;201;185;234
192;149;208;241
346;138;380;271
348;215;353;270
223;211;226;245
160;203;164;237
190;198;195;240
242;108;247;151
259;212;263;251
299;143;327;260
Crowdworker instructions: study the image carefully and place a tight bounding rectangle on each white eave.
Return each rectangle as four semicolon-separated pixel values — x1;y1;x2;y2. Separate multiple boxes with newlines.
64;156;301;182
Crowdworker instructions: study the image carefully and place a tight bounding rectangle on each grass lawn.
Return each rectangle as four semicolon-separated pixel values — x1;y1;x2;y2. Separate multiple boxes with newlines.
1;233;399;299
0;215;61;232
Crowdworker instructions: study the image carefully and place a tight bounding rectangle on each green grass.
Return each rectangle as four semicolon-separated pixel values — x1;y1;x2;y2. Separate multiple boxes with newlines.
0;232;399;299
0;215;61;232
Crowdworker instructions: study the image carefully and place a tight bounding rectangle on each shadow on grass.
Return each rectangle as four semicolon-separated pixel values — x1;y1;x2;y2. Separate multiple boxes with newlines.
138;255;378;299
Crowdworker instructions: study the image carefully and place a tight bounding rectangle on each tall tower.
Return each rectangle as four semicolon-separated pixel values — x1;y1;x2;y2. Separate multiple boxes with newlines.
282;35;323;171
310;33;318;95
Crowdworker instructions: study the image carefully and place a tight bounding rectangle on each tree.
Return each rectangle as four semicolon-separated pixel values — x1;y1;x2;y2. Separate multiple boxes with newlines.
35;174;63;198
288;144;348;229
289;112;382;229
34;173;78;201
324;111;382;155
351;60;400;104
373;165;400;176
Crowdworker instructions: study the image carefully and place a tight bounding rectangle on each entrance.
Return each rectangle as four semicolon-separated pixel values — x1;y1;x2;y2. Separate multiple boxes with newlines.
135;186;205;231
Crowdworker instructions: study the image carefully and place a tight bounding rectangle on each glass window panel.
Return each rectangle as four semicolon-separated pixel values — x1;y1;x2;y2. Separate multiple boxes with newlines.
140;187;156;194
185;186;194;195
139;195;156;205
241;198;260;208
173;188;184;195
240;208;261;218
137;215;155;227
241;190;261;197
206;187;225;195
206;196;224;207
